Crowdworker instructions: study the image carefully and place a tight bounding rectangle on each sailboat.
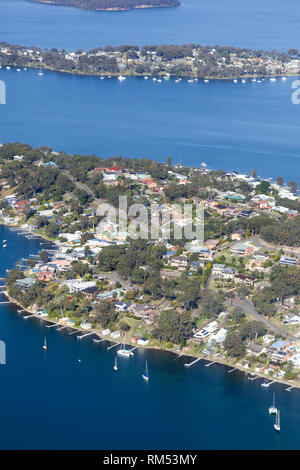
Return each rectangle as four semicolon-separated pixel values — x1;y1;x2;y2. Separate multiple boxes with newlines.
114;356;118;372
274;410;281;432
269;393;277;415
117;334;133;358
142;360;149;381
43;337;47;350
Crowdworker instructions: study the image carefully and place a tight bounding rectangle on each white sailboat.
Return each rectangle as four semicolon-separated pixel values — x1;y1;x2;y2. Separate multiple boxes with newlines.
274;410;281;432
114;356;118;371
117;335;133;358
269;393;277;415
142;360;149;381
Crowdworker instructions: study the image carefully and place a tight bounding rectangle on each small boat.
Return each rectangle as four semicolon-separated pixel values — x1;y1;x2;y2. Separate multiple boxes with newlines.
281;77;287;81
118;75;126;81
2;240;7;243
157;79;162;83
142;360;149;381
6;66;11;70
269;77;276;82
274;410;280;432
242;79;247;83
38;72;44;76
43;338;47;350
114;356;118;371
269;393;277;415
144;76;149;80
2;244;7;248
233;79;238;83
17;69;21;72
187;79;194;83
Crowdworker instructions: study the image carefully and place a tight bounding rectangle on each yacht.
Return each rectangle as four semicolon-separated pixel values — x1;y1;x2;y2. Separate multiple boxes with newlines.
117;346;133;358
274;410;280;432
142;360;149;381
269;393;277;415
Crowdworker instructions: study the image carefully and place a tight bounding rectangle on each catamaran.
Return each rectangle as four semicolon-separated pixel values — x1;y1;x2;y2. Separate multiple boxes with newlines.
43;337;47;350
117;335;133;358
114;356;118;371
269;393;277;415
274;410;281;432
142;360;149;381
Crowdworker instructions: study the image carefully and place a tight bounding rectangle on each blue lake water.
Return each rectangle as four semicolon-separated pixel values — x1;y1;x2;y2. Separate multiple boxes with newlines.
0;224;300;449
1;0;300;51
1;68;300;182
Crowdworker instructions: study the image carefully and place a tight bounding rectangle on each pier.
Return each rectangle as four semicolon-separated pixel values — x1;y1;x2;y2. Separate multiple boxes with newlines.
69;329;81;335
205;361;216;367
248;375;259;381
57;326;68;331
23;314;35;319
46;323;58;328
93;338;105;343
286;386;295;392
228;368;237;373
107;342;120;351
261;380;275;388
77;332;94;340
129;346;138;352
184;357;202;367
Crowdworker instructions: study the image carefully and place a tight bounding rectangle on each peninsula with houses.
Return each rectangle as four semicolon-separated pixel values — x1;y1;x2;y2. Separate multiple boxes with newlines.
28;0;180;11
1;42;300;79
2;142;300;387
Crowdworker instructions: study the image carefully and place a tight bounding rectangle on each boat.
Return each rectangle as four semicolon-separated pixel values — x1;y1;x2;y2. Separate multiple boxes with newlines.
204;79;209;83
242;79;247;83
270;77;276;82
269;393;277;415
117;348;133;358
17;69;21;72
117;335;133;358
274;410;280;432
281;77;287;81
6;66;11;70
142;360;149;381
114;356;118;371
43;338;47;350
144;76;149;80
233;79;238;83
38;72;44;76
261;382;269;387
118;75;126;81
3;240;7;243
2;244;7;248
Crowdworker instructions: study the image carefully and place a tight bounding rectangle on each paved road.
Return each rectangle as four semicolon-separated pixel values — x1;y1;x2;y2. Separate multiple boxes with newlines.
227;297;298;341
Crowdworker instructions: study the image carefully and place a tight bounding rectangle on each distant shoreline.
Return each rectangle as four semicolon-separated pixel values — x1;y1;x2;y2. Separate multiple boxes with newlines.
28;0;180;12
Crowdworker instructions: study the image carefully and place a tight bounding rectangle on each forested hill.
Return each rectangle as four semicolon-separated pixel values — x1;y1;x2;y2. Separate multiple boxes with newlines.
28;0;180;11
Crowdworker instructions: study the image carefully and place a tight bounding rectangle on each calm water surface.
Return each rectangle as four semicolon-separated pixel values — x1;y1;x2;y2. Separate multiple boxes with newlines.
1;68;300;181
1;0;300;50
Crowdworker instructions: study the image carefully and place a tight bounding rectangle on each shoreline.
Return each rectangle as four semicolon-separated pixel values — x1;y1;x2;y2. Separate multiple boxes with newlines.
28;0;180;11
3;64;299;82
1;288;299;393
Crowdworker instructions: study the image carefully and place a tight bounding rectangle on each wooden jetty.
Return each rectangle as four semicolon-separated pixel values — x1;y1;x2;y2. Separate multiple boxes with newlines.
205;361;216;367
184;357;202;367
228;368;237;373
77;332;94;340
107;342;120;351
